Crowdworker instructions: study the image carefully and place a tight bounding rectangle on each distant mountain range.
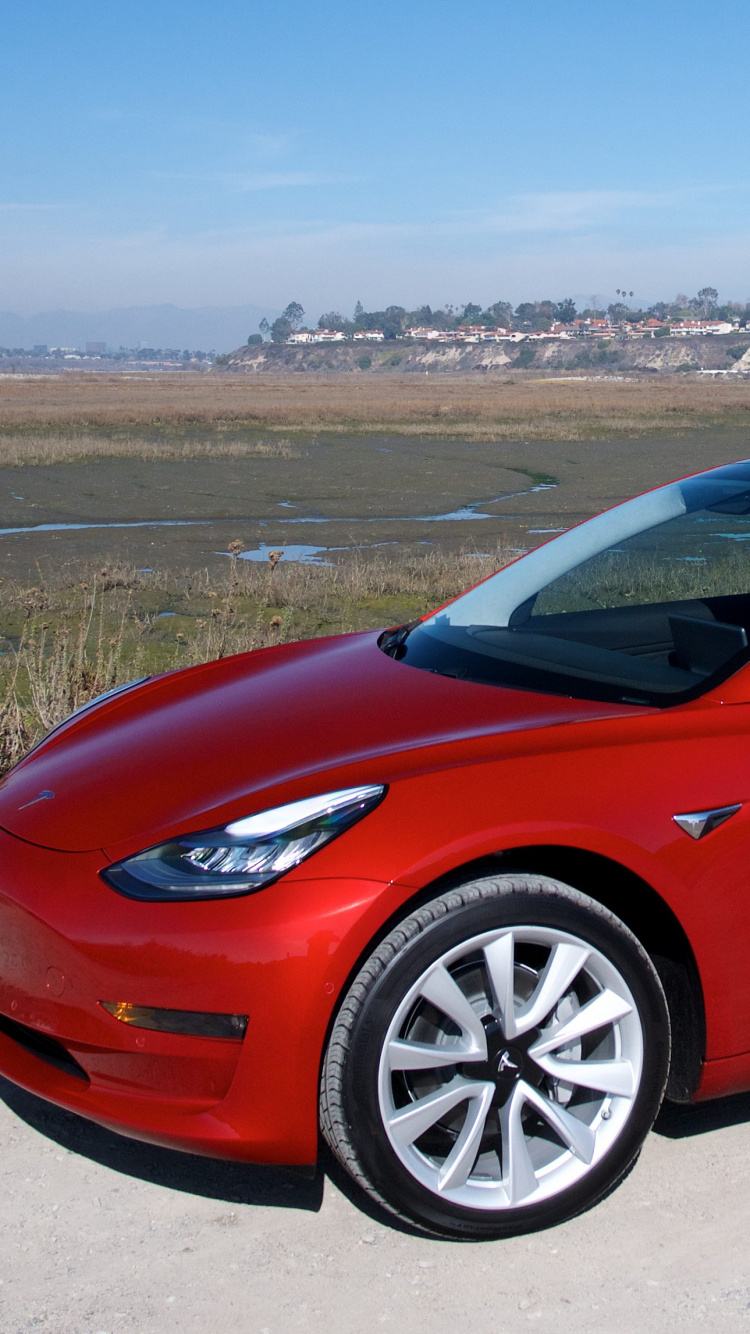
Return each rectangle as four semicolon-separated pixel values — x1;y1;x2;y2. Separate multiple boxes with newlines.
0;304;280;354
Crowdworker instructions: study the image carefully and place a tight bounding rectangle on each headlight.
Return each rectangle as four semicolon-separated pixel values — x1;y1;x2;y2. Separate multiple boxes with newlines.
102;784;386;901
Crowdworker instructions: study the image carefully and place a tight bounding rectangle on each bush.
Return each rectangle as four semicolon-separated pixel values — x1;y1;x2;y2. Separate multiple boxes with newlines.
247;334;263;346
727;344;750;361
357;355;372;370
515;343;537;368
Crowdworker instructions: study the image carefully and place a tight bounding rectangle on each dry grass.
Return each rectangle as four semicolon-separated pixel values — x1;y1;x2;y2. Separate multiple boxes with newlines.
1;373;750;450
0;545;511;773
0;431;300;466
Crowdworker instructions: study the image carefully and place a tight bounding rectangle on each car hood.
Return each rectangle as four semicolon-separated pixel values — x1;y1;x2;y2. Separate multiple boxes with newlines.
0;631;636;853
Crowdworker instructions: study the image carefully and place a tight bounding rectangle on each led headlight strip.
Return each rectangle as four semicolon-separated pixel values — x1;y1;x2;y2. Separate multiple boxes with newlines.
102;784;386;901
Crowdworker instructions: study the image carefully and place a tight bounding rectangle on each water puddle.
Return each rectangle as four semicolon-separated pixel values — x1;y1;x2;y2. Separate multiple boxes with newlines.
0;519;211;537
221;541;399;565
257;484;558;528
230;543;337;566
0;483;560;560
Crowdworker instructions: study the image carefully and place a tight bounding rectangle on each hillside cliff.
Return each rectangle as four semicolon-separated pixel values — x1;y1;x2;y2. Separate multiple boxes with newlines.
218;333;750;376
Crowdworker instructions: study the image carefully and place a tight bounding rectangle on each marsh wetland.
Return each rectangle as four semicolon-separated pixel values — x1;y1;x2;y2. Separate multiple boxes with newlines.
1;371;749;766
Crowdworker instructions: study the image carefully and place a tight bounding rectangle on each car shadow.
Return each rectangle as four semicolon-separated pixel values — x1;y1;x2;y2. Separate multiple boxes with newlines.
654;1089;750;1139
0;1074;324;1213
0;1074;450;1238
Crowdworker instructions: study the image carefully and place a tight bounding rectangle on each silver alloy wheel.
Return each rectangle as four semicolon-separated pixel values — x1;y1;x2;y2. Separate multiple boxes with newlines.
377;925;644;1211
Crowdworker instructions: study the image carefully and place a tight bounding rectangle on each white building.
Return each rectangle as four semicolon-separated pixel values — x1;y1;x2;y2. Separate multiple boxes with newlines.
287;329;347;344
670;320;735;336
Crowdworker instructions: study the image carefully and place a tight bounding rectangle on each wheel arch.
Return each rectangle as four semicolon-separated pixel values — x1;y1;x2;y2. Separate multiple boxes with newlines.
324;845;705;1106
481;845;703;1103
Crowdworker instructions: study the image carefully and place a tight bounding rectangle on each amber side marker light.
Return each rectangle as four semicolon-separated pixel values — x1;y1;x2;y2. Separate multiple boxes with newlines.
100;1001;247;1040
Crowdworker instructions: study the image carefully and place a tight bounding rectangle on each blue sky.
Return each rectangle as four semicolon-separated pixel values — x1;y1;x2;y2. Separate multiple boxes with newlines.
2;0;749;316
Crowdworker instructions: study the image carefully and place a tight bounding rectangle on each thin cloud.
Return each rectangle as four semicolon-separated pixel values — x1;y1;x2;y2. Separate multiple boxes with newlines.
451;187;725;236
151;169;354;192
0;202;69;212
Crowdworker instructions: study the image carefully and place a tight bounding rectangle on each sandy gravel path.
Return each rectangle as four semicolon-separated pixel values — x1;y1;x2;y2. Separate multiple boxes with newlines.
1;1078;750;1333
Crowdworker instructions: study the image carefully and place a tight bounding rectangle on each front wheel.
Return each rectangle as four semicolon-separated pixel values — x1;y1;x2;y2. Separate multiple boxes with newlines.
320;875;670;1239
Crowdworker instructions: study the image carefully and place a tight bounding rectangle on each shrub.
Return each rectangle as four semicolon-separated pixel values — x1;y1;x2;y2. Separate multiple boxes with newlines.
515;343;537;368
357;355;372;370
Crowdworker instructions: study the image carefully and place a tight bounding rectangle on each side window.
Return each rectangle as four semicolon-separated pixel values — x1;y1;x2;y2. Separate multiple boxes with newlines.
530;509;750;618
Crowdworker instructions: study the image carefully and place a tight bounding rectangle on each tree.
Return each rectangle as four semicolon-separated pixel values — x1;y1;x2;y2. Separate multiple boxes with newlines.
353;300;364;324
514;300;554;331
259;317;270;341
554;298;577;324
247;333;263;345
693;287;719;317
382;306;407;339
484;300;514;327
514;302;537;326
318;311;353;333
608;302;630;323
270;317;293;343
282;302;305;330
461;302;482;322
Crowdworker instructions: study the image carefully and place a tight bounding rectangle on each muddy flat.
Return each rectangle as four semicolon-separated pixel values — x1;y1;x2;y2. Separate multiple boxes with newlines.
0;428;747;581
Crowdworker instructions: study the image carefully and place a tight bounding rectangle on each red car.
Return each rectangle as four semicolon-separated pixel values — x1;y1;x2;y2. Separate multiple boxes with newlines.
2;459;750;1238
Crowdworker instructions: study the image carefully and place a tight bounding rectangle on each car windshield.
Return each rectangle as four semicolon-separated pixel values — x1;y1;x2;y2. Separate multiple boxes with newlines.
385;459;750;707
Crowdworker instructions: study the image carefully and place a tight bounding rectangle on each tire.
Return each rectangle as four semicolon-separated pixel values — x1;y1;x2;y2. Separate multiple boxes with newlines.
320;874;670;1239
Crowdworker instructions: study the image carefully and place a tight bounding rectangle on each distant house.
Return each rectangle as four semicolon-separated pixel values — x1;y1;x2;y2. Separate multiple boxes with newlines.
287;329;347;344
670;320;735;336
353;329;384;341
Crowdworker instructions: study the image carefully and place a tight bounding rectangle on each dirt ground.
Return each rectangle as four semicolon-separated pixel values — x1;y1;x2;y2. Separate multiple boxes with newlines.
2;1076;750;1333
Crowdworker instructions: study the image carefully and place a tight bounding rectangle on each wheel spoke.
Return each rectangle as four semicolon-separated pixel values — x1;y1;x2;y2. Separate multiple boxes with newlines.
515;942;590;1034
522;1081;596;1164
500;1084;539;1204
418;965;488;1058
387;1038;475;1072
483;933;517;1038
387;1078;494;1149
529;988;633;1058
437;1085;495;1192
533;1054;637;1098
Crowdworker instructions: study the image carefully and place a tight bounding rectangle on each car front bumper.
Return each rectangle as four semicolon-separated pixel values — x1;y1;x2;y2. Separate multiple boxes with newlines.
0;825;391;1163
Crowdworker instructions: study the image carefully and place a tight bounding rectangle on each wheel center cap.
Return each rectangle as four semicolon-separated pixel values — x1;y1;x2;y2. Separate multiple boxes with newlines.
495;1046;523;1081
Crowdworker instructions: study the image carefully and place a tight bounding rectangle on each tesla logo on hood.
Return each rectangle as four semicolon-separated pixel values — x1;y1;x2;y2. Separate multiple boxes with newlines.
18;789;55;810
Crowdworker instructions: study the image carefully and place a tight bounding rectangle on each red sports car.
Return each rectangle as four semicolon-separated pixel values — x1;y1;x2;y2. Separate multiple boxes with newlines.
2;459;750;1238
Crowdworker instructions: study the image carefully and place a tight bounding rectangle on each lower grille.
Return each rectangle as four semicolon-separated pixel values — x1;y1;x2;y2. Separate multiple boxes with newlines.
0;1013;89;1082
